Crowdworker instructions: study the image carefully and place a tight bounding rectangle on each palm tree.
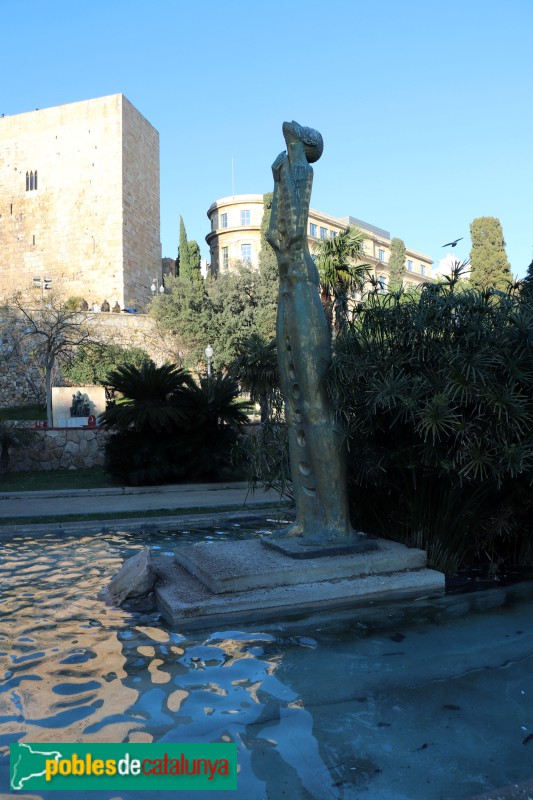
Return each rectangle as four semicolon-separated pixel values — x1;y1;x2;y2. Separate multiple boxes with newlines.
99;361;194;433
174;373;251;480
101;363;250;484
313;225;371;333
100;361;197;485
182;372;250;423
230;334;279;423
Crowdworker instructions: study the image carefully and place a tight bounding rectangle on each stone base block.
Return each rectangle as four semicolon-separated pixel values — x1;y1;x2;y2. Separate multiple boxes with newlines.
174;537;424;595
262;534;378;559
155;537;445;629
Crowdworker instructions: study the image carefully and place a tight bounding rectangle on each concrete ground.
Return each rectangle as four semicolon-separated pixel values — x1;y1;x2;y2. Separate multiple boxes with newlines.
0;481;284;529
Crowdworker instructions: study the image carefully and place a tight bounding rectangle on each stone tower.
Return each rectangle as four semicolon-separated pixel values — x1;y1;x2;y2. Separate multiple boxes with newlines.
0;94;160;309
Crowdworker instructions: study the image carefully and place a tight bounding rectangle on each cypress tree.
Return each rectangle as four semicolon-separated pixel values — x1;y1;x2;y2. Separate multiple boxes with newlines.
388;238;407;291
177;218;202;282
187;240;201;279
469;217;511;291
177;216;190;277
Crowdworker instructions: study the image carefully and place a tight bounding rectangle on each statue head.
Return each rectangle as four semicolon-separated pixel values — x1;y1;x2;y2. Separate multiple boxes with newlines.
282;121;323;164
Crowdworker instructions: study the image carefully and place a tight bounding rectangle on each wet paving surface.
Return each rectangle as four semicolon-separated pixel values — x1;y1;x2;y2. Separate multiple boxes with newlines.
1;526;533;799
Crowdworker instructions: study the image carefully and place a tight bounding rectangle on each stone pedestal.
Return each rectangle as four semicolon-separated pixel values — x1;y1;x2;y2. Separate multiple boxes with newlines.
262;535;378;559
154;537;445;629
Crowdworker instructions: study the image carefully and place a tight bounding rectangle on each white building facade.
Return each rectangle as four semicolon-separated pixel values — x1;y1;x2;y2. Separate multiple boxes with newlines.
206;194;433;289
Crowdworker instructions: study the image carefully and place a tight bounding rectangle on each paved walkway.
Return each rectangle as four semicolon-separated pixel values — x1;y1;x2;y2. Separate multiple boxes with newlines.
0;482;283;521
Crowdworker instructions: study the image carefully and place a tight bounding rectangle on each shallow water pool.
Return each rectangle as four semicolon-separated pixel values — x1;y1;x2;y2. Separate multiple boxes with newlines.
1;525;533;799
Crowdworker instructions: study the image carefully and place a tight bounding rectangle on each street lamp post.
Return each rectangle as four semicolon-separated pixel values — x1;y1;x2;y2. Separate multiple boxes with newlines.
205;344;214;378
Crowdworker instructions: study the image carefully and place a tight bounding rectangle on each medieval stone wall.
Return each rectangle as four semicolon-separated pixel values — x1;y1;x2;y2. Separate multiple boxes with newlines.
91;312;175;365
0;94;160;311
121;98;161;309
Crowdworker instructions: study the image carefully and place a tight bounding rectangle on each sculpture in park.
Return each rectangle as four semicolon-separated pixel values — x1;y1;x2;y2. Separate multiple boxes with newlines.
266;121;357;545
70;390;90;418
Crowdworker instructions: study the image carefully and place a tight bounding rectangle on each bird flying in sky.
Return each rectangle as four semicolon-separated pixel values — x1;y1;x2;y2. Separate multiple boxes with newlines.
442;238;463;247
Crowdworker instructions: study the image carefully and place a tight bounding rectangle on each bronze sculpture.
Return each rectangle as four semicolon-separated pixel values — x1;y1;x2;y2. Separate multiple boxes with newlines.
70;390;90;418
266;121;358;546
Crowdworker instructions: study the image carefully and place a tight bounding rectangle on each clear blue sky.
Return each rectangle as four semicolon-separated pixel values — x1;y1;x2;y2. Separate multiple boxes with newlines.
2;0;532;276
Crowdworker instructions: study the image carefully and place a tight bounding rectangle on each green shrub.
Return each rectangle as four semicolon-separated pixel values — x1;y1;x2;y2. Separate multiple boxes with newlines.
238;418;293;502
228;333;280;423
244;277;533;575
63;343;151;386
326;279;533;575
100;363;250;485
165;373;251;482
103;430;185;486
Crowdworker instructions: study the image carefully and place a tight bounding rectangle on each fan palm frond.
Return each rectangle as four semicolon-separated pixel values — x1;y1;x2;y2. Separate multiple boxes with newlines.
99;361;194;432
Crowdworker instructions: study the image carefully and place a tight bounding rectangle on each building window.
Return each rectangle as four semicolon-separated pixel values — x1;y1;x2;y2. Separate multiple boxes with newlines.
320;227;328;239
378;248;385;262
378;275;387;293
330;230;337;238
241;243;252;263
309;223;317;237
407;259;413;271
420;265;426;276
240;209;250;226
222;247;229;271
220;212;228;228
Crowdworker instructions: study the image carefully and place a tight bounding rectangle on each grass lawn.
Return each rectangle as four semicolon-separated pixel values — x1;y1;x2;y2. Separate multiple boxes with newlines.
0;467;120;492
0;404;46;421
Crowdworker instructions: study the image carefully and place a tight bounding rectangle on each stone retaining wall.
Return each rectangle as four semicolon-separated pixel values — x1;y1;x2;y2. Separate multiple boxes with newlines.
7;422;259;474
0;367;42;408
9;427;109;472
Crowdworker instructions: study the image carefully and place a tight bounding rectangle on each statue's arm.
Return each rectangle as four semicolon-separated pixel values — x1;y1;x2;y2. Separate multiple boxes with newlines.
266;151;287;252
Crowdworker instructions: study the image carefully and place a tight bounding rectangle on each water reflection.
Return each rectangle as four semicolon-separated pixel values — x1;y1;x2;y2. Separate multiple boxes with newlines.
0;527;339;799
1;527;533;799
0;533;140;747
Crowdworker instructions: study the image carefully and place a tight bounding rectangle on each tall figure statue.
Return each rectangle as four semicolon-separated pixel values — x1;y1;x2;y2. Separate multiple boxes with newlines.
266;121;355;545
